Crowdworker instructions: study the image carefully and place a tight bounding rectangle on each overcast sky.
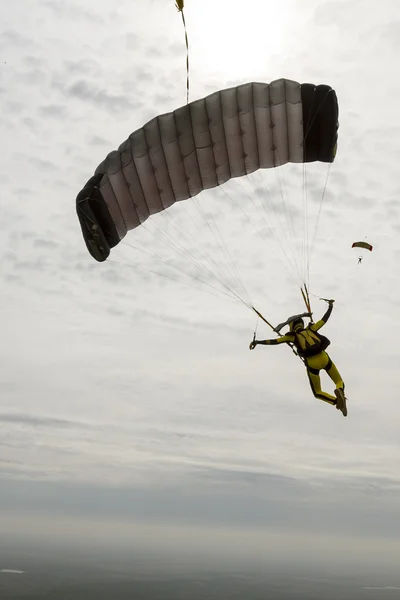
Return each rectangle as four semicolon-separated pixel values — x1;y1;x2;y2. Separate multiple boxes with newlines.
1;0;400;576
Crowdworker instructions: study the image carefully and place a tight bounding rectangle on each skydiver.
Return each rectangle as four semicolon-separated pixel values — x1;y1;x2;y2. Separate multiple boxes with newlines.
358;256;363;264
249;300;347;416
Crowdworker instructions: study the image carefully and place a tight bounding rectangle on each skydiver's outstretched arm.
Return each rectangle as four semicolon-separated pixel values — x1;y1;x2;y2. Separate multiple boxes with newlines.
311;300;334;332
249;334;294;350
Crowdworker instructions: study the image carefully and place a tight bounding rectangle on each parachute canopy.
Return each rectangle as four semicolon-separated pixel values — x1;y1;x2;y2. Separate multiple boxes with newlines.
352;241;373;251
76;78;338;261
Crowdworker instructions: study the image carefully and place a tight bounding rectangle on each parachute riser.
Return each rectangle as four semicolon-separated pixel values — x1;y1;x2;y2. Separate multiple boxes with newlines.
251;306;276;331
301;284;312;320
251;306;305;363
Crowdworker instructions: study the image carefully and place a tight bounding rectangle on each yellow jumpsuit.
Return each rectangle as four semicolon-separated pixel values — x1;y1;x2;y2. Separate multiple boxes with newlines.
256;305;344;405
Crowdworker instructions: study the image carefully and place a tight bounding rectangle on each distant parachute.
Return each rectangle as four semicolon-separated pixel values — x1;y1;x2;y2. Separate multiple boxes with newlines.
352;241;373;251
76;78;338;263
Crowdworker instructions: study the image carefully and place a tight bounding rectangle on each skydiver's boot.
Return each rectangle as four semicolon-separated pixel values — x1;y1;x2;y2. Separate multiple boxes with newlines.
334;388;347;417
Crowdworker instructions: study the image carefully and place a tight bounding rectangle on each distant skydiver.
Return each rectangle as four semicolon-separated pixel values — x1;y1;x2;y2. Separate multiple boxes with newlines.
352;241;372;265
249;300;347;416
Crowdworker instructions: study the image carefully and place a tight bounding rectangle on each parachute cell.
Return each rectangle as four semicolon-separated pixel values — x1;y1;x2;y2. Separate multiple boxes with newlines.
76;79;339;262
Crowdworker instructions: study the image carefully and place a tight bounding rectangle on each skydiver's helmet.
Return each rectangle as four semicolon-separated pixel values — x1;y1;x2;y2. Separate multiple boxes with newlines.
290;318;305;333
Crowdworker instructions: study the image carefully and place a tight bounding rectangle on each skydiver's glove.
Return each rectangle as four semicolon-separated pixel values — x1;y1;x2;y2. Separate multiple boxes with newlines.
249;340;258;350
321;297;335;305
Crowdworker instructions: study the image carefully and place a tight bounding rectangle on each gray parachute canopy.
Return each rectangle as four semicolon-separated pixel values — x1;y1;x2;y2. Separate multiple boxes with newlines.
76;78;338;261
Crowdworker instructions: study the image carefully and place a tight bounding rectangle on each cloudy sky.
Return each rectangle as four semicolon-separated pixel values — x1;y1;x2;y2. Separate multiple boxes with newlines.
1;0;400;576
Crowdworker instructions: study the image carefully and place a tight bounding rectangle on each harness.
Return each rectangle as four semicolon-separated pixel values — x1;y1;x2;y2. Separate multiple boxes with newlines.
293;328;331;358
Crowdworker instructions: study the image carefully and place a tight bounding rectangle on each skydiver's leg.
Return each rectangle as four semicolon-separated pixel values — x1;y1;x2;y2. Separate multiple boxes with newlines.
306;365;336;404
324;354;345;391
323;354;347;415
